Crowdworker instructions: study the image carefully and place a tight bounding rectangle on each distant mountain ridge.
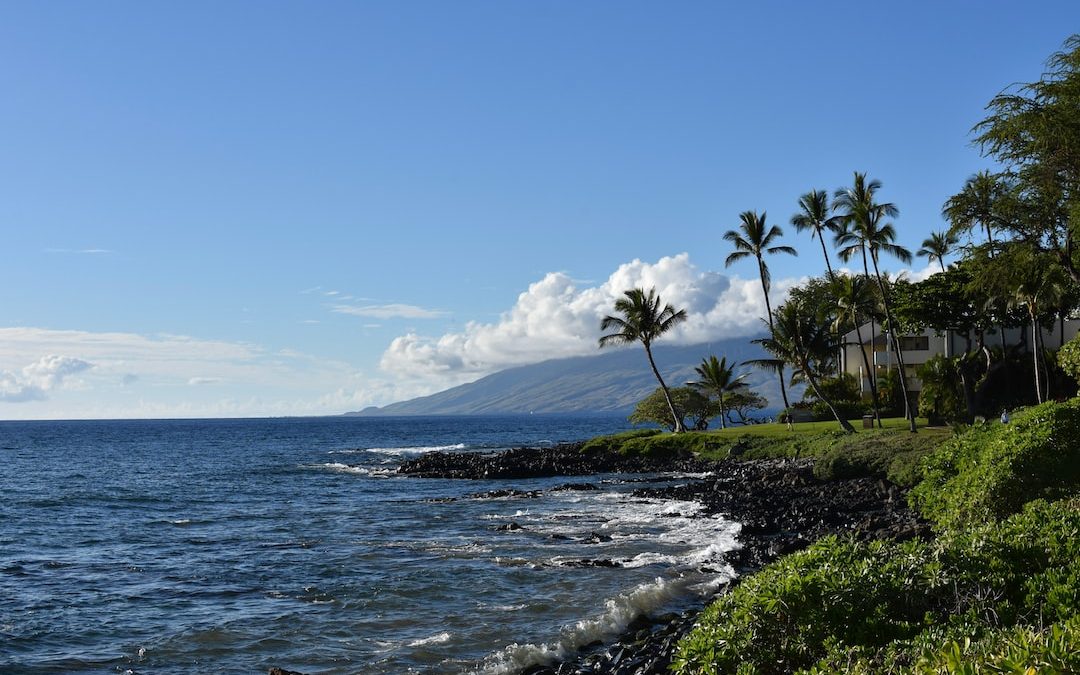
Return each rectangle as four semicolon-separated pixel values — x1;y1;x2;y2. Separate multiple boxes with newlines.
349;338;784;416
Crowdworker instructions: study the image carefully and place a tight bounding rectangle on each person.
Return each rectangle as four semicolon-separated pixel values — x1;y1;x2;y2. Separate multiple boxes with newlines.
1001;409;1010;424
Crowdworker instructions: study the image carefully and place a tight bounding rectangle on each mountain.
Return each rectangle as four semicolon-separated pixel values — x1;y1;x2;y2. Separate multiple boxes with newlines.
348;338;788;416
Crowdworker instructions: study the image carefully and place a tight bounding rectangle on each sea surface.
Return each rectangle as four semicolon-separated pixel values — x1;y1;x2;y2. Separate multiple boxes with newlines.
0;415;740;674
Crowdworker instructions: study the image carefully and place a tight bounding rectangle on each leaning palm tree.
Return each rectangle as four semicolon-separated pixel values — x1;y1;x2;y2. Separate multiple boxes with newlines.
791;189;842;277
724;210;797;411
830;273;883;427
689;355;748;429
752;300;856;433
917;230;959;273
599;287;689;433
834;172;916;432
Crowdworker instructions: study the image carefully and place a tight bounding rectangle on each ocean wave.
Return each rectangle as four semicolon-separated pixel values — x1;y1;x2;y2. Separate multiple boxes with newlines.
477;574;732;674
328;442;467;456
407;631;452;647
302;462;395;477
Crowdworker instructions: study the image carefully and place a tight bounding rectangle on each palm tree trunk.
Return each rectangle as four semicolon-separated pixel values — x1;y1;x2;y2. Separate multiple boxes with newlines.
871;255;917;433
860;247;879;396
803;358;856;433
853;320;883;427
1032;316;1043;404
644;343;685;433
759;259;791;412
938;258;946;274
819;234;834;278
718;394;727;430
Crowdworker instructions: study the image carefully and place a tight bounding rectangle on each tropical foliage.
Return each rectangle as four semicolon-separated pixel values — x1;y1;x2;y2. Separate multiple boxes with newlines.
599;287;688;432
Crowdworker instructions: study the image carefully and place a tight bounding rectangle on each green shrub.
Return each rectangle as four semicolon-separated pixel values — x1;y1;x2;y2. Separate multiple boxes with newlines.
578;429;660;454
910;399;1080;530
617;432;731;458
812;429;948;486
671;499;1080;675
811;399;867;421
1059;336;1080;387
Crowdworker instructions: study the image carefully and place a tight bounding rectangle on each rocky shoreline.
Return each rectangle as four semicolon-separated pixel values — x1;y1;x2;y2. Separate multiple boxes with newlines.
394;444;929;675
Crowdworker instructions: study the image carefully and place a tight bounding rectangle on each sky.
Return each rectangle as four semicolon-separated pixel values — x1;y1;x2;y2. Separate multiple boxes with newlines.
1;1;1078;419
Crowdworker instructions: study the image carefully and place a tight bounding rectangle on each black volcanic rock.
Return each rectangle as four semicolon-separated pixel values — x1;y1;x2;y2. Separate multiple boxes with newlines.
397;443;715;479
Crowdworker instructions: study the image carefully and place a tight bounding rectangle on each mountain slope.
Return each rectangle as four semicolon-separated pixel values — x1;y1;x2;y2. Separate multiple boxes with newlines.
350;338;787;416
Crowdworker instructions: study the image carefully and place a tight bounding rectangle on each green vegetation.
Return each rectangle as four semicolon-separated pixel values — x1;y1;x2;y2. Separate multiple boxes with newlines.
673;498;1080;674
599;287;690;432
584;419;948;485
627;386;713;432
910;398;1080;530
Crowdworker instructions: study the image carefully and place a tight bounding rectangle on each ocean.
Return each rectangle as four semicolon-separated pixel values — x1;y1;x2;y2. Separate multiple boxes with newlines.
0;415;740;674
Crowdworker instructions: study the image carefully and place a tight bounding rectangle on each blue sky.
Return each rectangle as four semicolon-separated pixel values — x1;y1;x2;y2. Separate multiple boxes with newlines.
1;2;1077;419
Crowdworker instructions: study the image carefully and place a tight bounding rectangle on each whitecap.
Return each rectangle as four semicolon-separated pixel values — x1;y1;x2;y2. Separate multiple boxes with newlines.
408;631;452;647
478;574;733;674
330;442;468;456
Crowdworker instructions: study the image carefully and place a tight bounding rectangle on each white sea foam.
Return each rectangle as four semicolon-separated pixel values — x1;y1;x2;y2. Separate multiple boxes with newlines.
478;574;732;674
328;442;467;456
303;462;395;477
408;631;452;647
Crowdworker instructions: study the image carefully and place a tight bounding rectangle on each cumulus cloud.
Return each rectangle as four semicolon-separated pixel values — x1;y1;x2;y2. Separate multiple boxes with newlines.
0;354;93;402
332;303;449;319
379;253;801;386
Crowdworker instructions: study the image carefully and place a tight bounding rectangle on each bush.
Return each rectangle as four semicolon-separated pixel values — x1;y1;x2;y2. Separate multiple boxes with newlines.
909;399;1080;530
813;431;941;486
1059;336;1080;387
671;499;1080;675
811;399;867;421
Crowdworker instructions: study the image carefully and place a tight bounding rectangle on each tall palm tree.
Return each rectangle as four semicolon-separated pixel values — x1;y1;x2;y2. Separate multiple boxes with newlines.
791;189;842;277
942;170;1007;251
724;210;797;411
918;230;959;273
689;355;748;430
1009;266;1067;404
834;172;917;432
599;287;689;433
830;273;883;427
752;300;856;433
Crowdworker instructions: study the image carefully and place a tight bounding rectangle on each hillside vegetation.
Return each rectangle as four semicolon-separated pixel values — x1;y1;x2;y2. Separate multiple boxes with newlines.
670;399;1080;674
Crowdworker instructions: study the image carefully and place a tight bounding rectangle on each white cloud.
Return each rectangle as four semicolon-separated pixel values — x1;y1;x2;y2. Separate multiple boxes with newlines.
379;253;801;388
188;377;223;386
44;248;113;254
332;303;449;320
0;354;93;402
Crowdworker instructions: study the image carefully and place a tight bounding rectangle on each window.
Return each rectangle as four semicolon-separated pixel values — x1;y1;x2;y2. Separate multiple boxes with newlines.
900;335;929;351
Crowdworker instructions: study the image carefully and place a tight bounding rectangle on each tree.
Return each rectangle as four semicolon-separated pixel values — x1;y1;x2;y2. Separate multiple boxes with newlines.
834;172;917;432
723;390;768;425
971;35;1080;285
943;170;1009;251
829;273;883;426
916;355;966;424
791;189;842;276
724;210;798;411
629;386;713;431
689;355;749;429
599;287;689;433
752;299;856;433
917;230;959;273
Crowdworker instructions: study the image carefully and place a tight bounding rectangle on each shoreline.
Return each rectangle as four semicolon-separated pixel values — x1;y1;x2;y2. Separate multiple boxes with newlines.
395;444;927;674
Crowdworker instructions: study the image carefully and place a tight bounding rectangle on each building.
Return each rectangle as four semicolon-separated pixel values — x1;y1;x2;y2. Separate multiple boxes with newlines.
839;320;1080;400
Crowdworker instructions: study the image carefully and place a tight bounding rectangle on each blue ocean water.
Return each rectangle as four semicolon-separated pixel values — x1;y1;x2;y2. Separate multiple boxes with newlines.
0;416;740;674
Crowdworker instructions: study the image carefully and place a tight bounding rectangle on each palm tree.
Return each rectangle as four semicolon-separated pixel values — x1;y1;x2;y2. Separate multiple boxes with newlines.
942;170;1008;251
752;300;856;433
1009;265;1067;404
917;230;959;273
689;355;749;429
724;210;797;411
791;189;842;277
830;273;883;427
599;287;689;433
834;172;917;432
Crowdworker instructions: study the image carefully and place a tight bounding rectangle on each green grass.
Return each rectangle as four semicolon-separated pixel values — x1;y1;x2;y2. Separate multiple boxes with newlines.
583;418;952;485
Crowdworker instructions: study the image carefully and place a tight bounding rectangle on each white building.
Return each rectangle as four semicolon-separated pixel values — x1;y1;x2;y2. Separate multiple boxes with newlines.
839;320;1080;399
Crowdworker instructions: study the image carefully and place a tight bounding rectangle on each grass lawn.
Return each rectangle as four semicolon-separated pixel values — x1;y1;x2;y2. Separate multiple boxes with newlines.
702;416;942;437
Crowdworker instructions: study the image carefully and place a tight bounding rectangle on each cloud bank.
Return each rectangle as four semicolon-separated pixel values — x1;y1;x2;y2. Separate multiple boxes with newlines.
0;355;93;402
380;253;800;387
